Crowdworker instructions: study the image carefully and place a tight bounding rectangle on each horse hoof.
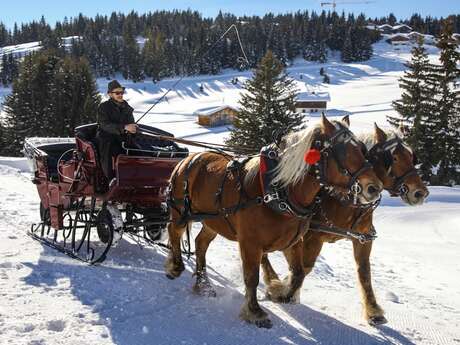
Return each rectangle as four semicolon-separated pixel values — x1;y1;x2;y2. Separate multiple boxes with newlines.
266;294;294;304
193;285;217;298
255;318;273;329
165;273;176;280
368;315;388;326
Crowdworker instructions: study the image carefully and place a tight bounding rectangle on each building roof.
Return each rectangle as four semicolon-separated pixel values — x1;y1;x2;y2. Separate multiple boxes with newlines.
296;92;331;102
392;24;412;31
194;105;240;116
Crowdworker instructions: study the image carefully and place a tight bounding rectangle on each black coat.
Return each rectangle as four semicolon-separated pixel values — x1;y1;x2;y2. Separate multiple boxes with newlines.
97;99;135;139
96;99;135;180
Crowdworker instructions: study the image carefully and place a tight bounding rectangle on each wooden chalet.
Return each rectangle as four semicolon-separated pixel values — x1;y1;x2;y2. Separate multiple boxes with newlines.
392;24;412;34
377;24;393;34
195;105;239;127
295;92;331;114
386;34;411;45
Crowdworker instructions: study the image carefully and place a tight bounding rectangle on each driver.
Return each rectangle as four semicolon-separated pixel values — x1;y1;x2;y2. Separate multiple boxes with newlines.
96;80;138;183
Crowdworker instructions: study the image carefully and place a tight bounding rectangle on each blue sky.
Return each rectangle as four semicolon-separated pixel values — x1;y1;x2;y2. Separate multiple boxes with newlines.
1;0;459;29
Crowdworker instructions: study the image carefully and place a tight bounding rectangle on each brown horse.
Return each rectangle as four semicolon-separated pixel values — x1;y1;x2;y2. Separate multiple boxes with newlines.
164;115;383;328
261;121;429;326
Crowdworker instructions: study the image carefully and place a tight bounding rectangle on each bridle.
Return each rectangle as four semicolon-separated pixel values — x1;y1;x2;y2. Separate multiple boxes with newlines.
366;137;418;197
312;125;373;206
260;124;374;218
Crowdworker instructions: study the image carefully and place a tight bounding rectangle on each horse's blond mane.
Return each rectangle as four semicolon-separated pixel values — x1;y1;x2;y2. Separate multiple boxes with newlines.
244;122;323;188
271;124;322;187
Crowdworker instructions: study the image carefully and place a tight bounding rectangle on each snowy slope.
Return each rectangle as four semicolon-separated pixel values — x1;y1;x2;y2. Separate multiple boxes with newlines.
1;166;459;345
1;40;460;345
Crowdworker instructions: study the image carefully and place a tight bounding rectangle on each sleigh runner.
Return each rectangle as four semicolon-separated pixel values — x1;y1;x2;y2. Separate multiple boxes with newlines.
24;123;189;264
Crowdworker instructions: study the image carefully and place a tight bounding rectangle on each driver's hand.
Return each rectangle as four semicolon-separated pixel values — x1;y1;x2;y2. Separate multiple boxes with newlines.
124;123;138;134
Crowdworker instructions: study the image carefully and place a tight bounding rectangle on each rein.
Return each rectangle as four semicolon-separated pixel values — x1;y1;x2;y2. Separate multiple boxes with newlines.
310;192;381;244
167;125;378;243
139;129;256;155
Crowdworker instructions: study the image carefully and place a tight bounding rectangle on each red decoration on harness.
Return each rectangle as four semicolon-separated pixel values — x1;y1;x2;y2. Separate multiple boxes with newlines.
304;149;321;165
259;155;268;175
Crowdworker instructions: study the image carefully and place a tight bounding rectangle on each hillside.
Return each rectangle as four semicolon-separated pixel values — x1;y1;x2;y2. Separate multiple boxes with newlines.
1;39;460;345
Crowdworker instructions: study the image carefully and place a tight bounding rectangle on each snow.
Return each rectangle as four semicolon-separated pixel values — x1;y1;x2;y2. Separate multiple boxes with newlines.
1;39;460;345
0;36;81;60
296;91;331;102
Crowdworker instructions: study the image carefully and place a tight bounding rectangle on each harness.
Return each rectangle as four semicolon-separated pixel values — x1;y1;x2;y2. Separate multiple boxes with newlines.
367;137;418;197
260;125;374;217
259;145;319;218
167;125;377;246
307;136;419;244
309;191;381;244
167;152;263;227
315;126;373;206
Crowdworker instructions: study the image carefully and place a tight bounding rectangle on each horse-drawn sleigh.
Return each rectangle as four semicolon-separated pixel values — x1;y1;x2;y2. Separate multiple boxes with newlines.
24;114;428;328
24;123;188;264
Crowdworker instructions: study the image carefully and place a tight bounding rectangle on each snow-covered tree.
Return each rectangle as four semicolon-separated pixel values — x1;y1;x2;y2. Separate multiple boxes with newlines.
389;38;438;180
2;51;100;156
121;20;144;82
0;53;19;86
430;21;460;184
226;50;302;153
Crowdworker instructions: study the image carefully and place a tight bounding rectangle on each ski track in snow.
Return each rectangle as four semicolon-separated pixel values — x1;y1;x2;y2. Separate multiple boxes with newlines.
1;41;460;345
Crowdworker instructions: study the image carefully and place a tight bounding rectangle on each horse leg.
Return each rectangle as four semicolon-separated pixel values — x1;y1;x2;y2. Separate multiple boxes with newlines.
164;221;188;279
352;239;387;326
193;224;217;297
260;254;284;300
265;240;306;304
262;233;323;302
261;254;280;284
301;233;324;276
239;243;272;328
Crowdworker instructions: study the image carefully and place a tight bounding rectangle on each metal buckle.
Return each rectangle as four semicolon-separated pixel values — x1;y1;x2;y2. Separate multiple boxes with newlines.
267;150;277;160
263;192;279;203
351;181;362;205
351;181;362;194
399;184;409;195
279;202;288;211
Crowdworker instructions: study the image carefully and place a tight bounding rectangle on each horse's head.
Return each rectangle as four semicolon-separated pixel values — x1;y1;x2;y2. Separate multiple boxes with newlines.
367;123;428;206
313;114;383;205
271;114;382;206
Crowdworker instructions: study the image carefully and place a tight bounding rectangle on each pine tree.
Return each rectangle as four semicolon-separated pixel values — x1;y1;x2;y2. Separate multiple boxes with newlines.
0;121;8;155
2;51;100;156
341;27;354;62
121;20;144;81
389;38;439;180
226;50;303;153
0;22;9;46
143;30;167;81
430;21;460;184
0;54;20;86
0;54;9;86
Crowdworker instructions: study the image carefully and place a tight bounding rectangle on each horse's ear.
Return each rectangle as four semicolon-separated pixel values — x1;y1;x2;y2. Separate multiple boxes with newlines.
374;123;387;143
398;120;408;136
321;113;336;135
341;115;350;127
